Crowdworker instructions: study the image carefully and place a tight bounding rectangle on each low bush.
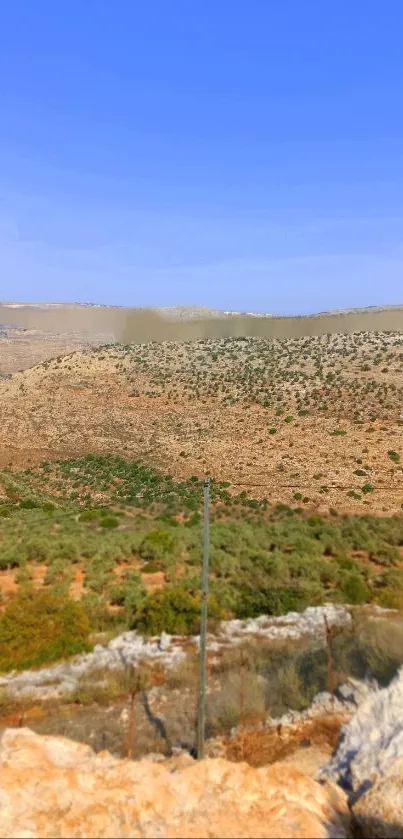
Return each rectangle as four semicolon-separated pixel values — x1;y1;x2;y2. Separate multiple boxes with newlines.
133;585;224;636
236;581;325;618
79;509;100;522
109;570;147;623
80;592;120;632
134;586;201;635
141;560;163;573
341;573;369;605
0;589;91;671
100;515;120;529
138;528;176;562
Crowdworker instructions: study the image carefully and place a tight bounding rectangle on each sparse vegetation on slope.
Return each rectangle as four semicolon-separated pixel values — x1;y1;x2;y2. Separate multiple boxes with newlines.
0;330;402;514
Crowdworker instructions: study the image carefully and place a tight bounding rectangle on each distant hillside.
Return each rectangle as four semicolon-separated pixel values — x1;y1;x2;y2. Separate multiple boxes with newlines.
1;329;402;514
1;302;403;343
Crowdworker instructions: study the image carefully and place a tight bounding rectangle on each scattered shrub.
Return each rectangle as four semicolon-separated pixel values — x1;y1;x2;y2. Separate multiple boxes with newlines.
19;498;38;509
79;510;100;522
0;589;91;671
109;570;146;623
141;561;163;573
100;515;120;529
134;586;201;635
138;528;176;562
341;573;369;605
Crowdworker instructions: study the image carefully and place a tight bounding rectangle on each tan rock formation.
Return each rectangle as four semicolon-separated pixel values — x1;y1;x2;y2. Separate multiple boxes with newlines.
352;774;403;838
0;727;349;838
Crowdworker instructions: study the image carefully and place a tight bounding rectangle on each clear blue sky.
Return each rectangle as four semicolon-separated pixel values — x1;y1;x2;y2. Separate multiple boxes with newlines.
1;0;402;314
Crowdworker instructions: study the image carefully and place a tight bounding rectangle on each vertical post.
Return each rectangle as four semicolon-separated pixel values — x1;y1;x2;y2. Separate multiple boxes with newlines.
197;477;210;760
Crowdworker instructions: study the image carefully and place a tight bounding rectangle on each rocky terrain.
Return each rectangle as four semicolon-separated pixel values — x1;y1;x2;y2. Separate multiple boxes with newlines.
0;727;350;839
322;665;403;836
1;302;403;836
2;668;403;838
0;605;350;702
1;328;402;513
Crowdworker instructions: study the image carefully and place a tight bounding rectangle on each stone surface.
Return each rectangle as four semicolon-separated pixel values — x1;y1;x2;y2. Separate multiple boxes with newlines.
352;775;403;838
321;666;403;798
277;745;334;779
334;676;378;708
0;727;349;839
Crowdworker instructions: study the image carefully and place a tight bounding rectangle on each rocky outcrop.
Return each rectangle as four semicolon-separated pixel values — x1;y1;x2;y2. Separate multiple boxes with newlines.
321;666;403;798
263;675;377;733
0;727;349;838
352;775;403;838
321;666;403;837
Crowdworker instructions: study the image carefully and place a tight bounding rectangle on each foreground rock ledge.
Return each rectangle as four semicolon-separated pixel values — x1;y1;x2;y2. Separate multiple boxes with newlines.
0;728;349;839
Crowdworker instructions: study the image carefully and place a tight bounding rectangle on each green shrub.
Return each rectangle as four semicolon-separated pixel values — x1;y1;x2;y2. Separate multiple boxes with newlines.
84;553;115;594
334;556;355;572
388;450;400;464
141;560;163;573
100;515;120;529
79;510;100;522
134;586;201;635
42;502;55;513
22;538;49;562
278;663;311;710
44;559;72;587
379;569;403;590
138;528;176;562
0;547;21;570
0;589;91;671
80;592;119;632
377;588;403;610
341;573;369;605
109;569;146;622
19;498;38;509
236;582;324;618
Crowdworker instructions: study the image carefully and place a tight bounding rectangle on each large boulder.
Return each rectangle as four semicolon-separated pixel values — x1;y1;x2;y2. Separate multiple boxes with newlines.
0;727;349;838
321;666;403;798
352;775;403;838
322;666;403;837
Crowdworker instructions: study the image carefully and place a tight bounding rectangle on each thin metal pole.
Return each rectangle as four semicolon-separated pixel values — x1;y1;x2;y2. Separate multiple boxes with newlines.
196;477;210;760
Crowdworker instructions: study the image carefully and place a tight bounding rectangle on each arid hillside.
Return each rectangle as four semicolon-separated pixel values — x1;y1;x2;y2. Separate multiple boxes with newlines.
1;301;403;349
0;329;402;514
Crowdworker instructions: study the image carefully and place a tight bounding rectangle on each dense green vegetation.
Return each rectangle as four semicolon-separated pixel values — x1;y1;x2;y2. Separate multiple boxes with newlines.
18;453;268;513
0;589;90;671
0;454;403;669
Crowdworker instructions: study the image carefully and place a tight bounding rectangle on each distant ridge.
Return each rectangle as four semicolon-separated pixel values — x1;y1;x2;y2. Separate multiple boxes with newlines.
1;301;403;342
